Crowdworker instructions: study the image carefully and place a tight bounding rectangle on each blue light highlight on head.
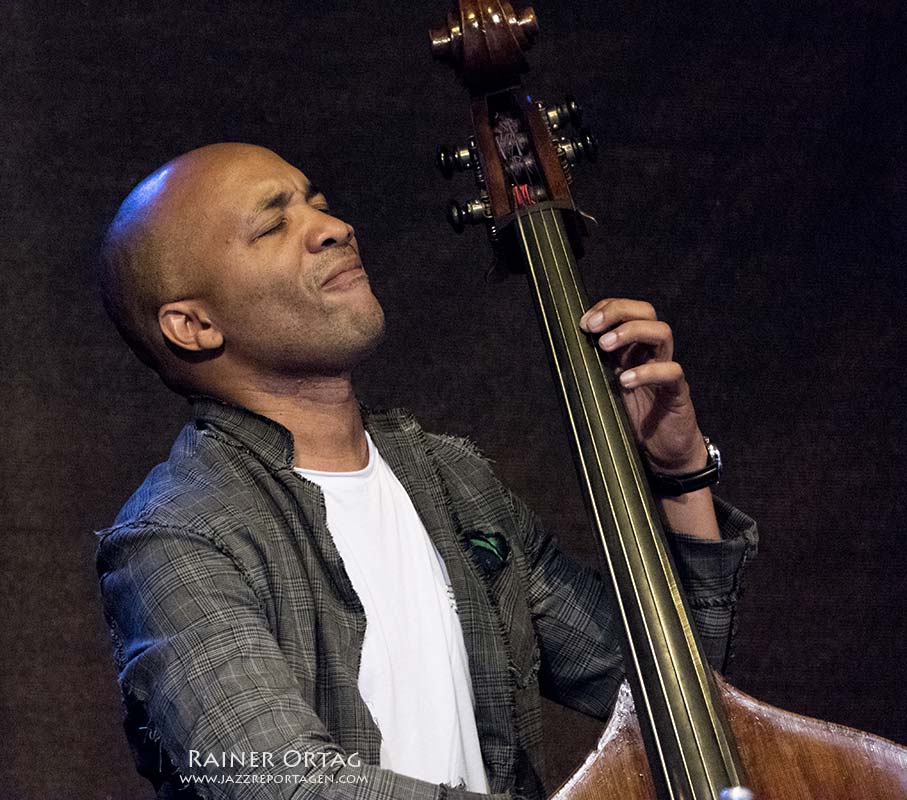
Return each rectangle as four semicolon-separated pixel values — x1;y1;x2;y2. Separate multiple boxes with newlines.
115;164;174;228
131;166;173;208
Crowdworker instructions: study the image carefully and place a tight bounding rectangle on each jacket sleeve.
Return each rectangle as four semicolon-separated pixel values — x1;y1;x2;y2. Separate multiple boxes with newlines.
509;492;757;721
97;522;508;800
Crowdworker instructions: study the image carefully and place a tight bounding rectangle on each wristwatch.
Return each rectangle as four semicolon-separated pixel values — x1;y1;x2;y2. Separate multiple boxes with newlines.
646;437;722;497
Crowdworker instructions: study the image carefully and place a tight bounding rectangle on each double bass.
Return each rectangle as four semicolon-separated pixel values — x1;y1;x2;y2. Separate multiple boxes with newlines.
427;3;907;798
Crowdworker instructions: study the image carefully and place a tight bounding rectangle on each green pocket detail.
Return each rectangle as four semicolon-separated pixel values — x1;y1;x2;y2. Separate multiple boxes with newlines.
465;529;510;574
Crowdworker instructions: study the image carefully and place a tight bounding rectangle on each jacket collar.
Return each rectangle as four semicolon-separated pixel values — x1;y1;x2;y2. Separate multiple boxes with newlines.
191;395;297;471
189;394;421;474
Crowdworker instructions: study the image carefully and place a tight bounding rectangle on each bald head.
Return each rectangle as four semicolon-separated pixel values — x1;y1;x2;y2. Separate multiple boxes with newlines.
99;143;382;397
99;144;291;386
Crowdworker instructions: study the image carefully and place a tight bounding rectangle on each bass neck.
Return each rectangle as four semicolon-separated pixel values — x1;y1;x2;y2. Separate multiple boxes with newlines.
511;203;747;800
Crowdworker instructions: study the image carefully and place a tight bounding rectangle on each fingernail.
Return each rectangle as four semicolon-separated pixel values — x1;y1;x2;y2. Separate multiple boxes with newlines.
584;311;604;330
601;331;618;348
619;370;637;385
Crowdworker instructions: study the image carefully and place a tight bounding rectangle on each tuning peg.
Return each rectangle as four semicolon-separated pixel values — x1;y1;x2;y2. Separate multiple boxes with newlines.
544;95;583;130
559;128;598;165
447;197;488;233
436;144;474;179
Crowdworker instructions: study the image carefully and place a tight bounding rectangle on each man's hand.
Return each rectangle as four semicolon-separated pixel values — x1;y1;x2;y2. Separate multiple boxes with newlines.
580;298;720;541
579;298;708;474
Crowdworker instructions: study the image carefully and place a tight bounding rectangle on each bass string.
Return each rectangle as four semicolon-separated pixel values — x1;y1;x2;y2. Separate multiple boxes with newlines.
520;204;742;797
525;207;702;794
514;210;683;799
537;205;734;792
549;202;746;786
530;208;699;774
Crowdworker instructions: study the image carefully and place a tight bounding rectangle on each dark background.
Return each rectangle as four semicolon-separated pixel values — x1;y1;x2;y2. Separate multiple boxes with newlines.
3;2;905;798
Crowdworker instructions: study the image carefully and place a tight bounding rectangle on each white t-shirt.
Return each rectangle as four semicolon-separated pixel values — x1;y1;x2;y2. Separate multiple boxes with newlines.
294;433;489;792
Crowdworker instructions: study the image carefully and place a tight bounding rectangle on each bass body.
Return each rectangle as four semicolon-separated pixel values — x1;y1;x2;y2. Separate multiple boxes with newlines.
555;679;907;800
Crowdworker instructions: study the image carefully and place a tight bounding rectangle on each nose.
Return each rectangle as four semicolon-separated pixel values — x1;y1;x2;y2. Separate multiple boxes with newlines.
306;208;355;253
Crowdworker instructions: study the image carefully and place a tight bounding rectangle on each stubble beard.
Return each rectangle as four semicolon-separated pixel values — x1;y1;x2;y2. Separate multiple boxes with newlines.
255;282;387;381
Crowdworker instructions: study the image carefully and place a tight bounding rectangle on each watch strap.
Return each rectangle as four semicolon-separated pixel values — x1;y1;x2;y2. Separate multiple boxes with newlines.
646;438;721;497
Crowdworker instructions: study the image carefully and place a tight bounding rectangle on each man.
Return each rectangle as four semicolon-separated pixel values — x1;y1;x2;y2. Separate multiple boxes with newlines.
96;143;756;800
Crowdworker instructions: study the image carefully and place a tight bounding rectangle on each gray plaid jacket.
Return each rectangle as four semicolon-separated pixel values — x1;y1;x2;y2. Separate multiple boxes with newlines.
96;397;757;800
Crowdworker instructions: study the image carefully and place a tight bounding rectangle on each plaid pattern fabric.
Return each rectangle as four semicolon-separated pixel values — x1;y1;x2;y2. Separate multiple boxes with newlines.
96;396;757;800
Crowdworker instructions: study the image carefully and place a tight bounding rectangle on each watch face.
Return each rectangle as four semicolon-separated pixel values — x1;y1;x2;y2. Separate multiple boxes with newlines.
705;441;722;476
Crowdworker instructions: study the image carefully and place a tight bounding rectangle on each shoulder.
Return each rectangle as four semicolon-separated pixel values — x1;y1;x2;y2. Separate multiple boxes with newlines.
98;420;282;543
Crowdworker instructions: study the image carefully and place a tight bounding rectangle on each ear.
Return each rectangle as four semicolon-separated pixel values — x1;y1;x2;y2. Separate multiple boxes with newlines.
158;300;224;352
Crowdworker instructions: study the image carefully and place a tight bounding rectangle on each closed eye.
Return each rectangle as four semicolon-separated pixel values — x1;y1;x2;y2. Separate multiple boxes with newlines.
257;217;287;238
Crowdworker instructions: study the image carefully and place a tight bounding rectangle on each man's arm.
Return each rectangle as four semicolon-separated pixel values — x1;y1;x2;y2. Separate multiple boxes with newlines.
663;496;759;670
510;487;757;721
659;481;721;541
97;522;506;800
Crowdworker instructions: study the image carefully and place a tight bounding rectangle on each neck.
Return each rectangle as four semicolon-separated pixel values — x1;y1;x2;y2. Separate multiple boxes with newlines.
215;372;368;471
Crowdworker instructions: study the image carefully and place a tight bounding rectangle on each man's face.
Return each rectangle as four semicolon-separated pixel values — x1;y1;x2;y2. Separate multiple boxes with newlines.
177;146;385;379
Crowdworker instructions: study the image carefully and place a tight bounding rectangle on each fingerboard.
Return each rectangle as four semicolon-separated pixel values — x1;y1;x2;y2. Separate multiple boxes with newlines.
512;203;746;800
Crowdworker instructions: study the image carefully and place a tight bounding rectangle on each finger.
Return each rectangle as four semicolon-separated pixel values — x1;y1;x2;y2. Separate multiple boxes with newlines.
618;360;686;393
580;298;657;332
615;342;655;372
579;298;618;330
598;320;674;362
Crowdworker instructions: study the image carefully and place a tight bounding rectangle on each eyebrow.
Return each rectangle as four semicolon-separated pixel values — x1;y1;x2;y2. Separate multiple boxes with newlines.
251;182;325;217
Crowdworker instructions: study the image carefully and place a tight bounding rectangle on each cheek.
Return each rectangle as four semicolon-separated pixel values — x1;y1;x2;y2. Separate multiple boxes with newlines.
209;271;303;336
219;253;311;306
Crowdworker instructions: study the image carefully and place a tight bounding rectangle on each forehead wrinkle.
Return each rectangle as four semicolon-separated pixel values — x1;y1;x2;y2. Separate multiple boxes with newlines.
252;188;295;217
245;178;326;226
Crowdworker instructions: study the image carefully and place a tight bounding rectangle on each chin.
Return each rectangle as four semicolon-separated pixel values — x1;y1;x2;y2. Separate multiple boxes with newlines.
349;305;386;362
318;301;385;373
